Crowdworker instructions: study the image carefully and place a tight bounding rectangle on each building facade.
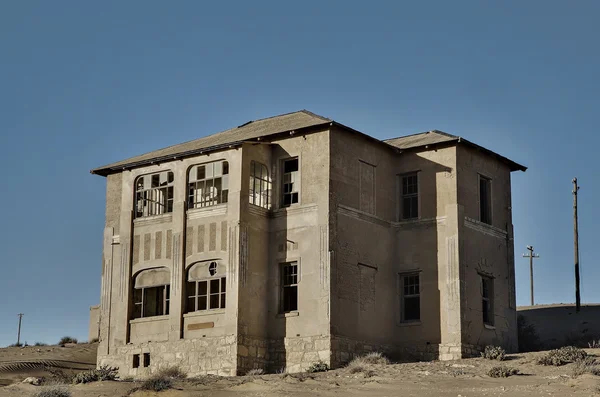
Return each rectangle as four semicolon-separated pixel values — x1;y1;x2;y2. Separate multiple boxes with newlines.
91;110;526;377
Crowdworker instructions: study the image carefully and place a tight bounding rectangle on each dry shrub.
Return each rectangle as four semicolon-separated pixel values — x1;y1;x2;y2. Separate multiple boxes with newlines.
488;366;519;378
589;340;600;349
245;368;265;376
306;360;329;373
58;337;77;346
32;385;71;397
572;356;600;378
71;365;118;384
345;352;390;377
517;314;541;352
156;366;187;379
481;345;506;361
537;346;587;366
138;376;172;392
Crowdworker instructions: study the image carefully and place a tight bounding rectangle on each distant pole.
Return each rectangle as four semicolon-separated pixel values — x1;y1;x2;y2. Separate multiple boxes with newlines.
573;178;581;313
522;246;540;306
17;313;24;345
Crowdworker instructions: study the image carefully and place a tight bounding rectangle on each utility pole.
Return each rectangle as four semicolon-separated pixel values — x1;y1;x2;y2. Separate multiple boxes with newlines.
17;313;24;346
523;246;540;306
573;178;581;312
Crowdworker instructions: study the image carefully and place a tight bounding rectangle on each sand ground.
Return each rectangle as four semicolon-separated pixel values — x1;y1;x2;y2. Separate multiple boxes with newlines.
2;343;600;396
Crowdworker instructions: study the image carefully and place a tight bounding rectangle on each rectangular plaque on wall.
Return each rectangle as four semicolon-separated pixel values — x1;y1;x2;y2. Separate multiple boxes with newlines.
187;322;214;330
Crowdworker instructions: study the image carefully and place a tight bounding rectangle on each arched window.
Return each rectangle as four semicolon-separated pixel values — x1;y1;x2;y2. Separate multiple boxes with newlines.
249;160;271;209
134;171;174;218
132;268;171;319
186;261;226;312
188;161;229;209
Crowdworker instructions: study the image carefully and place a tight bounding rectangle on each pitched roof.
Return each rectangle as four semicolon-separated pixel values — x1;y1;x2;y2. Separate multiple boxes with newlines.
90;110;331;176
91;110;526;176
385;130;526;172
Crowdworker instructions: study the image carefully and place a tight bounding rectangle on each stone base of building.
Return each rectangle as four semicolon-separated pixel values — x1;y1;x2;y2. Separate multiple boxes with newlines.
438;343;481;361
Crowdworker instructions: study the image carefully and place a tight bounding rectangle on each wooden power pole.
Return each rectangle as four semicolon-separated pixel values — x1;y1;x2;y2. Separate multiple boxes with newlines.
17;313;24;346
523;246;540;306
573;178;581;312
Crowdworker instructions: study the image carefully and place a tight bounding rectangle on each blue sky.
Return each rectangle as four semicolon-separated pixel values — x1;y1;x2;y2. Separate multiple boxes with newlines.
1;1;598;346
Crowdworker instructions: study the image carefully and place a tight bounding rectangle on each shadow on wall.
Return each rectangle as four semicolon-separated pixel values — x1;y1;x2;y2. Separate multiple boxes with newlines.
517;304;600;351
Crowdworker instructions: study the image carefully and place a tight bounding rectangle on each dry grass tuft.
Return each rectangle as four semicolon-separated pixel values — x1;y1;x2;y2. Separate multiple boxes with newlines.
32;385;71;397
245;368;265;376
572;356;600;378
488;365;519;378
155;366;187;379
537;346;587;366
345;352;390;377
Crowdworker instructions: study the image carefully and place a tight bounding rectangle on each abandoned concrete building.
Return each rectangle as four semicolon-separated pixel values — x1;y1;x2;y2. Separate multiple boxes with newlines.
90;110;526;377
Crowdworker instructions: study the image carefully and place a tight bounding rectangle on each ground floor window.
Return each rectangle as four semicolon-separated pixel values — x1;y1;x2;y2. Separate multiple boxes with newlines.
400;272;420;322
281;262;299;313
481;275;494;325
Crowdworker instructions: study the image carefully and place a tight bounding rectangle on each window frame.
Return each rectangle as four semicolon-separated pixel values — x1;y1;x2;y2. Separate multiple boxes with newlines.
132;284;170;319
481;274;494;326
186;275;227;313
281;157;300;208
249;160;272;209
280;261;300;313
399;171;420;221
187;160;230;209
478;174;492;225
134;171;175;219
399;271;421;323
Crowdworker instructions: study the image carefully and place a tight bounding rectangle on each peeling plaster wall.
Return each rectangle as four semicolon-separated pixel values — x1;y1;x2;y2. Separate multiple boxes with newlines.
456;145;518;353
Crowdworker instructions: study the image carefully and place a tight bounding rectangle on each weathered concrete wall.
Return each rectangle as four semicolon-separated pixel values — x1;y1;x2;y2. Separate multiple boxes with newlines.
456;145;518;354
89;305;100;342
518;304;600;350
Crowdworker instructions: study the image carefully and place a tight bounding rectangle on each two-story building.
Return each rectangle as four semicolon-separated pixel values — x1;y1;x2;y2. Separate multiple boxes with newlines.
90;110;526;377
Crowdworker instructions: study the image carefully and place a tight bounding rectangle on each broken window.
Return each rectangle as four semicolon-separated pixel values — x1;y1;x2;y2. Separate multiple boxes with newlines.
186;264;226;312
143;353;150;367
132;284;170;319
481;275;494;325
134;171;174;218
401;173;419;220
188;161;229;209
249;160;271;209
132;354;140;368
479;175;492;225
282;158;299;207
281;262;299;313
400;272;420;322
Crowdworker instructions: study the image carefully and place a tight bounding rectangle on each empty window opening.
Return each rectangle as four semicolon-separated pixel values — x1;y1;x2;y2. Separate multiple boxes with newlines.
400;273;420;322
479;175;492;225
401;173;419;220
249;160;272;209
132;354;140;368
188;161;229;209
143;353;150;367
281;262;299;313
135;171;174;218
481;275;494;325
132;285;170;319
282;158;299;207
187;276;226;312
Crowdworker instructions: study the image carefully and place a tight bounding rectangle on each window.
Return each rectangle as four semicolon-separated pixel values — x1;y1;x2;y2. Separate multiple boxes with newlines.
282;158;299;207
401;173;418;220
479;175;492;225
186;267;226;312
481;275;494;325
400;273;420;322
143;353;150;367
281;262;299;313
188;161;229;209
132;354;140;368
135;171;174;218
249;160;271;209
132;285;170;319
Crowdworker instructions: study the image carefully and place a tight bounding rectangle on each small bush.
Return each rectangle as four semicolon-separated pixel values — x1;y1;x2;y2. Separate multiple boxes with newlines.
481;345;506;361
245;368;264;376
488;366;519;378
42;367;72;385
306;360;329;373
358;352;391;365
72;365;118;384
34;342;48;346
32;385;71;397
572;356;600;378
589;340;600;349
537;346;587;366
58;337;78;346
139;376;173;392
8;342;23;347
156;366;187;379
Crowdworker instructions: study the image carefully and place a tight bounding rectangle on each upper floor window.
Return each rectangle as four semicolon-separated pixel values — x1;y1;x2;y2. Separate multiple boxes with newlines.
188;161;229;209
186;261;226;312
135;171;174;219
132;268;171;319
401;173;419;220
250;160;271;209
479;175;492;225
282;158;299;207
